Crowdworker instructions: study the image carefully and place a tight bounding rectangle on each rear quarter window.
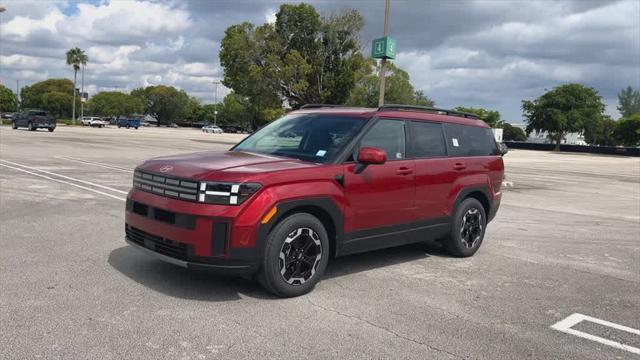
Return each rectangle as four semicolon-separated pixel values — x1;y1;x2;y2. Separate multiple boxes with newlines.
443;123;498;157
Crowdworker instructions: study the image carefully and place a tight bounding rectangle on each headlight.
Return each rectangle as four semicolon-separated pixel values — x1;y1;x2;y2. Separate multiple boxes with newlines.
198;182;261;205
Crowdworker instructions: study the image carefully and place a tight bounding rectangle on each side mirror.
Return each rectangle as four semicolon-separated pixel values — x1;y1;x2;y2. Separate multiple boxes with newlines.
355;147;387;174
499;143;509;156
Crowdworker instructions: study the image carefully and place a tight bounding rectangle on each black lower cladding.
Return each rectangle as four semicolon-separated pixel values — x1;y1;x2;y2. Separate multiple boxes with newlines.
338;217;451;256
125;224;259;272
125;224;191;260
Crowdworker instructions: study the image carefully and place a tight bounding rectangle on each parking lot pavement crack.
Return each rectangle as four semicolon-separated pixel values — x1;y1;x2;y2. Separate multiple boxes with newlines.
305;299;464;359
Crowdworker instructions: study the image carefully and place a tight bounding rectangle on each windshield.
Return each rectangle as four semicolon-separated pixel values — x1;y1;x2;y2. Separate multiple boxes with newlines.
233;113;367;163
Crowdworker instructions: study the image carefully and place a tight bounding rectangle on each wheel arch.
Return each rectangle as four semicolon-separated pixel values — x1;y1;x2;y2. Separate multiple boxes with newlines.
453;186;491;217
256;197;343;258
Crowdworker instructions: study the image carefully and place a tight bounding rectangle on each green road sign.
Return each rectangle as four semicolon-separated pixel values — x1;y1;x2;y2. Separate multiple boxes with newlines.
372;37;396;59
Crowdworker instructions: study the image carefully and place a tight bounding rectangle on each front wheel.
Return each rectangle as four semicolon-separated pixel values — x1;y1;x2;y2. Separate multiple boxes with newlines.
11;121;17;129
443;198;487;257
28;122;35;131
48;128;55;132
258;213;329;297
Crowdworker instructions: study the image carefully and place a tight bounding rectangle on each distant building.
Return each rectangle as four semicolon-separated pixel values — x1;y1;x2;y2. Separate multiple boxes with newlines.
491;128;503;142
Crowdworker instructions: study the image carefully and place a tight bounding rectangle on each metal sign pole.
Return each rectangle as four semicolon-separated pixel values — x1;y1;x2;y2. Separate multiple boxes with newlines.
378;0;390;107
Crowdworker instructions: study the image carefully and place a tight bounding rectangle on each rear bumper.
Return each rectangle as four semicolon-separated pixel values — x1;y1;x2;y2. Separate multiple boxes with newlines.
488;191;502;222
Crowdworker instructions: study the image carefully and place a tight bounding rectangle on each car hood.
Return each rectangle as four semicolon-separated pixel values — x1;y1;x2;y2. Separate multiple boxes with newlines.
137;151;316;179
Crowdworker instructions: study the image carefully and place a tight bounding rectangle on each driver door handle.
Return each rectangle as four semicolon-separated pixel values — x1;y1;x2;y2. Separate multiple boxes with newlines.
453;162;467;171
396;167;413;175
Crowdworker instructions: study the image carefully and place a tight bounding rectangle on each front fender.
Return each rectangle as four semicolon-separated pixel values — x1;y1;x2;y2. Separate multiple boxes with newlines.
230;180;345;250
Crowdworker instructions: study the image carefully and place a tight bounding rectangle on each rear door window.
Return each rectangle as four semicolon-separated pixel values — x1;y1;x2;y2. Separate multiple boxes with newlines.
408;121;447;158
444;123;498;157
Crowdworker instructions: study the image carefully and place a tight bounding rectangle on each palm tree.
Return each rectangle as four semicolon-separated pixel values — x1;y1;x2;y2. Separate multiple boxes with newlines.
66;47;88;124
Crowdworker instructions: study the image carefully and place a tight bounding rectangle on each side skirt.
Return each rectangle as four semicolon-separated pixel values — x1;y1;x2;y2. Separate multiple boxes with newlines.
337;217;450;257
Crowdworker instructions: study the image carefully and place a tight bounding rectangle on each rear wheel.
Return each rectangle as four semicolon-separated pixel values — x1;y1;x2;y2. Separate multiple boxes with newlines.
28;122;35;131
11;121;17;129
443;198;486;257
48;128;55;132
258;213;329;297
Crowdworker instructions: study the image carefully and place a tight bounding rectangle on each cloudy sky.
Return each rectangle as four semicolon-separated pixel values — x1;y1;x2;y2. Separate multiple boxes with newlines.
1;0;638;122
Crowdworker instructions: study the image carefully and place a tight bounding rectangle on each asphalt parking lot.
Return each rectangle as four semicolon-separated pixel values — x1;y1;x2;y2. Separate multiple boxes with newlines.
1;125;639;359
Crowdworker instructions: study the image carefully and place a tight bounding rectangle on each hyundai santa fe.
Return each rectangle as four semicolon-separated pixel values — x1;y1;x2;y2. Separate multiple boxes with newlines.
125;104;505;297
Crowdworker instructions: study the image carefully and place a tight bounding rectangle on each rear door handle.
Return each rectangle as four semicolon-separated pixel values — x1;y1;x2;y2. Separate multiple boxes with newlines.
453;163;466;171
396;167;413;175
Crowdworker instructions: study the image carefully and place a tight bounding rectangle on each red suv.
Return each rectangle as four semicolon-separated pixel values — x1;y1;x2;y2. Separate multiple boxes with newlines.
125;105;505;297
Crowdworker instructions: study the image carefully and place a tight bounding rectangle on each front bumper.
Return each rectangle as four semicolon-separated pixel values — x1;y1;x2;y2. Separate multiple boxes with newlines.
125;189;267;275
125;236;257;275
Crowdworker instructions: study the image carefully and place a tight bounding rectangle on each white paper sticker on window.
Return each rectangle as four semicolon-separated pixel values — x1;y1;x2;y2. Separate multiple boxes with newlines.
316;150;327;157
452;138;459;147
396;152;403;159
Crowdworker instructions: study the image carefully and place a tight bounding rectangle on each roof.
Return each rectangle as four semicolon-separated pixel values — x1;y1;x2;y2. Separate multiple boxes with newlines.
291;104;489;128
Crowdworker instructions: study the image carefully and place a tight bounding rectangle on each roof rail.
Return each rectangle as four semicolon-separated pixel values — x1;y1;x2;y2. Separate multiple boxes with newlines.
299;104;342;109
378;104;479;119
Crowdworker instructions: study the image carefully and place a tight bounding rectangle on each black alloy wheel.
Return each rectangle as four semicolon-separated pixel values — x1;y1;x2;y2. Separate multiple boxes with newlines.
444;197;487;257
258;213;329;297
278;227;323;285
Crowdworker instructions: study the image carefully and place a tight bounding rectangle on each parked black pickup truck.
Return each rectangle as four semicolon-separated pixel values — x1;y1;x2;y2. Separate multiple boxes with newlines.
12;109;56;132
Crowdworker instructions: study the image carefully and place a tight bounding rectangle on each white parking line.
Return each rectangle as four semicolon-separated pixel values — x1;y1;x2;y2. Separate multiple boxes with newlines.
56;156;132;172
0;163;126;202
551;313;640;355
0;159;128;194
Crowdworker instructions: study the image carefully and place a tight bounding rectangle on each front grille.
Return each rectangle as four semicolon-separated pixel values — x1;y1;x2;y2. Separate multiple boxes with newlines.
133;170;199;201
126;225;189;260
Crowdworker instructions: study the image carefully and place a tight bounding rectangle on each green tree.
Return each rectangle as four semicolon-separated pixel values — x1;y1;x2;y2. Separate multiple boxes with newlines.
617;86;640;118
131;85;190;125
502;123;527;142
414;90;435;107
0;84;17;112
346;61;434;107
66;47;88;123
219;3;369;127
42;92;73;118
87;91;144;117
454;106;503;127
522;83;605;151
183;97;203;124
614;113;640;147
20;79;78;118
583;116;618;146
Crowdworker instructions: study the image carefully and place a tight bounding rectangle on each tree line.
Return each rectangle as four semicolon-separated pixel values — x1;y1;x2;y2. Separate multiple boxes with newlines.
1;2;638;146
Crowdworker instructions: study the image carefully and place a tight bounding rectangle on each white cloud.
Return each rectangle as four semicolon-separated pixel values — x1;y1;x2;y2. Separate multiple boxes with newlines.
0;0;637;120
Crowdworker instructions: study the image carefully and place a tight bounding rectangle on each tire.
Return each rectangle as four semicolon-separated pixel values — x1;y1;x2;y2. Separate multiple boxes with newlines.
443;198;487;257
48;128;55;132
12;121;17;129
28;122;34;131
134;126;138;130
258;213;330;297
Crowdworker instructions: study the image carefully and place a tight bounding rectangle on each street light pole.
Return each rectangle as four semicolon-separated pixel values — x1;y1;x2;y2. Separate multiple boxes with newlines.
80;64;85;120
377;0;390;107
212;80;220;125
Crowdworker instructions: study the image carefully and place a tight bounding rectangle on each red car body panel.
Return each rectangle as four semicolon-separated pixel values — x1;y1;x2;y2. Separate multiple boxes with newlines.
125;107;504;273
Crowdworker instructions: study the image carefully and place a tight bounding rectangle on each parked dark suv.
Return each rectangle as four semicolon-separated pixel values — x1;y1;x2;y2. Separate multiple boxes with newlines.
12;109;56;132
125;105;505;297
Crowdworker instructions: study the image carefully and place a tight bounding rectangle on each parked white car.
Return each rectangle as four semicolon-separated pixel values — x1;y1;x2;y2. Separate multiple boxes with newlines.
202;124;223;134
81;117;107;127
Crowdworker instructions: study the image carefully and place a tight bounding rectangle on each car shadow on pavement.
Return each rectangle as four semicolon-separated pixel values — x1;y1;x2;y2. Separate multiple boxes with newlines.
108;242;451;301
108;246;273;302
324;241;450;279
